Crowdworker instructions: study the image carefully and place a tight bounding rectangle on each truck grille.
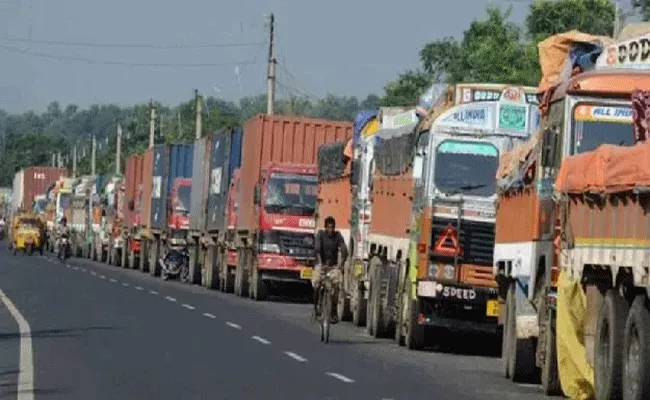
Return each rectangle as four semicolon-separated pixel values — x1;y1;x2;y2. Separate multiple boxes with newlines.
430;217;495;266
276;230;315;261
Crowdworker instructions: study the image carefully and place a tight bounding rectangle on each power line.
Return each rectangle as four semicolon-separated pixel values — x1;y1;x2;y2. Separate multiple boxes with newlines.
0;35;265;49
0;44;259;67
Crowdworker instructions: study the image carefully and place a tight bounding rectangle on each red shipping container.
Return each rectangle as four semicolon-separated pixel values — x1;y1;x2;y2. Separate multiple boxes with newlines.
21;166;67;210
237;114;353;233
141;148;154;233
123;154;143;229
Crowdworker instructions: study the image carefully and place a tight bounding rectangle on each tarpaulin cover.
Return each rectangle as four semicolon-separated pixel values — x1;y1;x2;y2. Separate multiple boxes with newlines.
495;130;542;192
353;110;378;145
556;270;595;400
555;142;650;194
374;123;418;176
318;140;350;181
537;31;613;92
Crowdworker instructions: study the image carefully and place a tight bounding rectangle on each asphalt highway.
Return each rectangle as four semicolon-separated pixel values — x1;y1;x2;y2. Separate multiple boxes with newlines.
0;246;549;400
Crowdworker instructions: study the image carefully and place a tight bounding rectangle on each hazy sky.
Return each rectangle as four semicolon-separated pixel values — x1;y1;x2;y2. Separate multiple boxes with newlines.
0;0;536;113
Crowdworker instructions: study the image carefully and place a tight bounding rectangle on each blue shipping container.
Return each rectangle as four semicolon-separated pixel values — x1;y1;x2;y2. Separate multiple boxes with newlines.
205;128;242;232
150;144;194;230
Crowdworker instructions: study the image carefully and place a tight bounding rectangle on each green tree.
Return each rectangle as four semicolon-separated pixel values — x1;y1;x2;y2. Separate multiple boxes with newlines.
526;0;615;41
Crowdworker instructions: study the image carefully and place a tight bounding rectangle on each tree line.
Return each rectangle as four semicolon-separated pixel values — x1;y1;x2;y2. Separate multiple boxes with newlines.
0;0;635;186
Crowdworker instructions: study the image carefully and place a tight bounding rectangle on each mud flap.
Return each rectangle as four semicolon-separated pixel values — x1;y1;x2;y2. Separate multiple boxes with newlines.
556;269;594;400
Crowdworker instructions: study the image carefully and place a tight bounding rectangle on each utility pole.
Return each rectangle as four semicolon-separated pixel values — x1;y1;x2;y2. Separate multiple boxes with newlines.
148;99;156;149
91;133;96;176
57;151;62;168
194;89;203;139
51;153;55;167
266;13;276;115
116;120;122;175
72;144;77;177
177;110;182;138
613;1;620;39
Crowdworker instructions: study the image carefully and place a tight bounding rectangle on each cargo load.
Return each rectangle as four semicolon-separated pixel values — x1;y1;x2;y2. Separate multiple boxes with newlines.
12;166;67;214
149;144;194;230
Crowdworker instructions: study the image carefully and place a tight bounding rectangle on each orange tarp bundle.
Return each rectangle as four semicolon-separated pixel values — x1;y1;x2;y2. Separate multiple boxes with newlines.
555;142;650;194
537;31;613;92
496;130;541;180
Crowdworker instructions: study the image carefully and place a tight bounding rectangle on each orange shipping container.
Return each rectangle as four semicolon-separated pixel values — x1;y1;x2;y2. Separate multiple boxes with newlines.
237;114;353;233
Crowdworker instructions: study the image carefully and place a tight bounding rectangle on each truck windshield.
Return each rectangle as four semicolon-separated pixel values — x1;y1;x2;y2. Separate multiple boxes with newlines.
264;173;318;216
33;199;47;214
57;193;71;219
176;186;191;213
433;140;499;197
572;104;635;154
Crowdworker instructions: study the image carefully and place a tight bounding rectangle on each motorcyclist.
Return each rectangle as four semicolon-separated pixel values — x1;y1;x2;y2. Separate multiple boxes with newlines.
312;216;348;323
56;217;69;247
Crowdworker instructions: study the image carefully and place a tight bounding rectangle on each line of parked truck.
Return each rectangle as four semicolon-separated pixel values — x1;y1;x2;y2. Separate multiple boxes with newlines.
8;27;650;399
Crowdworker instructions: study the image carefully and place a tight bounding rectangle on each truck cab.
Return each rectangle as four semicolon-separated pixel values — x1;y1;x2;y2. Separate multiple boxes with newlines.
168;178;192;232
250;163;318;300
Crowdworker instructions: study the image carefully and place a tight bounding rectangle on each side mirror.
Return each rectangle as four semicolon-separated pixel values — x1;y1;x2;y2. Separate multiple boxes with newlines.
128;200;134;211
253;186;260;205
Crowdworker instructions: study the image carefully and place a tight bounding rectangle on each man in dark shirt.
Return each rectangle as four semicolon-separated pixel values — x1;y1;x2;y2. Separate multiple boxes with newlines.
312;216;348;323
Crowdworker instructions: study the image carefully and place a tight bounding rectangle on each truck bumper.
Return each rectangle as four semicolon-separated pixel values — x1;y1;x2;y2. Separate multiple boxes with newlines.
416;280;500;335
256;253;315;284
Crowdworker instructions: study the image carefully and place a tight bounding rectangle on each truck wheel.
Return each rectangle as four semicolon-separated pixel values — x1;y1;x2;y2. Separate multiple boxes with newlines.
502;296;511;378
365;261;377;336
541;314;563;396
128;249;136;269
225;266;235;293
352;285;367;327
595;290;628;400
251;267;268;301
337;289;352;322
622;295;650;400
506;281;538;383
405;299;424;350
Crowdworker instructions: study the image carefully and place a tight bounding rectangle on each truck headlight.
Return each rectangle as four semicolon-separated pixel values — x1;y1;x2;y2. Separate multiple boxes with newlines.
260;243;280;253
428;263;439;277
443;264;455;279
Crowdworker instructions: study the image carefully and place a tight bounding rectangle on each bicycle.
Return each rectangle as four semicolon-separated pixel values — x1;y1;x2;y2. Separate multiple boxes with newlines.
316;268;336;344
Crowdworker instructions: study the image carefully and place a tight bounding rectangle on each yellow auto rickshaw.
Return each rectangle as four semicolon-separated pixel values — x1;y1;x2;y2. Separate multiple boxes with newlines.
11;213;44;255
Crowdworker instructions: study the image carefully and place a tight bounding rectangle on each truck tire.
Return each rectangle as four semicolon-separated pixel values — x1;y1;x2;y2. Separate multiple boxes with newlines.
366;257;381;336
622;295;650;400
140;239;149;273
128;249;136;269
352;285;367;327
541;314;562;396
502;296;511;378
251;267;268;301
505;281;538;383
234;248;249;297
595;290;628;400
405;299;424;350
337;289;352;322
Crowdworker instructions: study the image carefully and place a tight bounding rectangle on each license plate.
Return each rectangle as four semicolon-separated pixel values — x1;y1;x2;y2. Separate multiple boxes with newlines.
486;300;499;317
299;267;313;279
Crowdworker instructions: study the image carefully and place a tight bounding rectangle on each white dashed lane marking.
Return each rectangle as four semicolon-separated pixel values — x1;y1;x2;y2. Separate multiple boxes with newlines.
99;275;106;279
109;278;117;283
225;321;241;330
326;372;355;383
121;282;130;287
165;296;177;302
149;290;158;295
134;286;143;291
251;336;271;345
283;351;307;362
90;271;97;276
203;313;216;319
181;304;195;310
72;266;79;271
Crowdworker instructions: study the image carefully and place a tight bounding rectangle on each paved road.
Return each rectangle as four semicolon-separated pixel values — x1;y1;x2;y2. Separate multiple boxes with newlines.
0;246;549;400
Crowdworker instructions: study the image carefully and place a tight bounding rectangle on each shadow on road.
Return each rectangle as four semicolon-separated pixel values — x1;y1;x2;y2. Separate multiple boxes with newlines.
0;326;119;340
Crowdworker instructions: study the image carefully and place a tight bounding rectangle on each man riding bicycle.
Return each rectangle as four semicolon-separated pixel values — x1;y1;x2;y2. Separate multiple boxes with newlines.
312;216;348;324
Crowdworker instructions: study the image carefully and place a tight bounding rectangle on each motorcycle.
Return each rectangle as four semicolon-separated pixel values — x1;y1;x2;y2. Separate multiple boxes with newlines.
58;233;70;261
159;243;189;281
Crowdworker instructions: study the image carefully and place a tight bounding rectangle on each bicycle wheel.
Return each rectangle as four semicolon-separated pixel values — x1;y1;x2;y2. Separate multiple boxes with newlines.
323;283;331;344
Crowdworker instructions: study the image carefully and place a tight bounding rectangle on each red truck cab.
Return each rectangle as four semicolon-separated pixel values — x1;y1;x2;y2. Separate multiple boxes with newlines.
168;178;192;231
252;163;318;286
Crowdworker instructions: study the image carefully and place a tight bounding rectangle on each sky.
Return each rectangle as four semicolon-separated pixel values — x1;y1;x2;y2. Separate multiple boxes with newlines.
0;0;546;113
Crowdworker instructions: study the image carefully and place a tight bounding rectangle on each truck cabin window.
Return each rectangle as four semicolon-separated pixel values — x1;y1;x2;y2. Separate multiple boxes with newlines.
572;105;635;154
264;173;318;216
174;185;191;215
433;140;499;197
33;199;47;214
